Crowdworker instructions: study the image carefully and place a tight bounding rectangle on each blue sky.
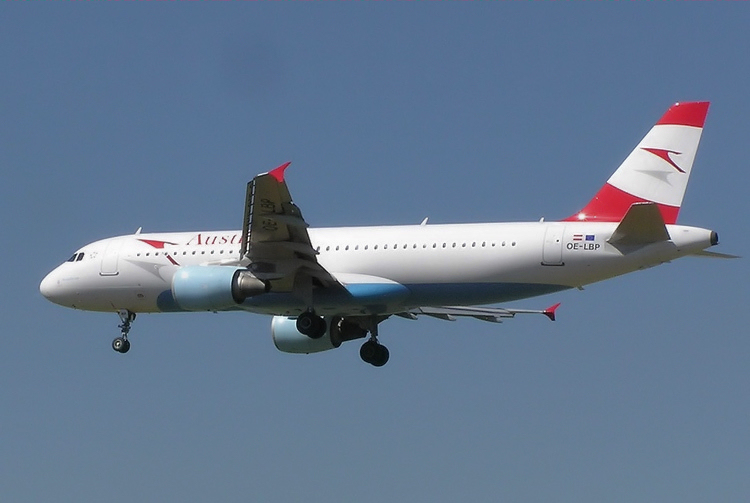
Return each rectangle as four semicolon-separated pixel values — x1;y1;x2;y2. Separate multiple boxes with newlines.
2;4;748;502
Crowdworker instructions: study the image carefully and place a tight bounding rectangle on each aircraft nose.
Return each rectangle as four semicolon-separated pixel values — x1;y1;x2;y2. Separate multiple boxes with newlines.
40;270;57;300
40;269;67;305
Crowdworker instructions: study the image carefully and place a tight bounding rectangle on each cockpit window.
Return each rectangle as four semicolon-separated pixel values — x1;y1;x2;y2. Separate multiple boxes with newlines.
67;252;85;262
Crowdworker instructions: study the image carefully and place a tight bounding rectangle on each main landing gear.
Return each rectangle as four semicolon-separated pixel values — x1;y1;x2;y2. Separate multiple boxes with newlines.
297;310;390;367
359;323;389;367
296;310;327;339
112;309;135;354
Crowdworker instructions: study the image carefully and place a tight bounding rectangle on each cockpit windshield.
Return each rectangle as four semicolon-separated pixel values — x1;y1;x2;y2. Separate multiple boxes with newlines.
67;252;85;262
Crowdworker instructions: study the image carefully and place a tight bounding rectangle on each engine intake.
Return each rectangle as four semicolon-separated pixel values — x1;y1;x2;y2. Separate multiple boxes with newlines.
171;266;268;311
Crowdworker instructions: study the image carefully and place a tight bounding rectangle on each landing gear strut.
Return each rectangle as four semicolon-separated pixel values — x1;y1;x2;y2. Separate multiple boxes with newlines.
359;322;389;367
112;309;135;354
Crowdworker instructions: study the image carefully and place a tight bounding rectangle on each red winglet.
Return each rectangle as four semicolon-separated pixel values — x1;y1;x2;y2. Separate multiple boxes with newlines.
543;302;561;322
268;162;291;183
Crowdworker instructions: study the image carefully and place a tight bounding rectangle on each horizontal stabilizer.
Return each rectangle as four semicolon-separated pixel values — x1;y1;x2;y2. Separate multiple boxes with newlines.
608;203;670;246
690;250;741;259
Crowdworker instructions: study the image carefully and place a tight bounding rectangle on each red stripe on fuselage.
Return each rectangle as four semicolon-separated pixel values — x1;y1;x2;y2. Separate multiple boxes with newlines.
563;183;679;224
138;239;177;249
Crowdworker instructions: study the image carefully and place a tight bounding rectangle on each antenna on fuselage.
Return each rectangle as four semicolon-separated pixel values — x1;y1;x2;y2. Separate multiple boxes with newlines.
134;227;142;235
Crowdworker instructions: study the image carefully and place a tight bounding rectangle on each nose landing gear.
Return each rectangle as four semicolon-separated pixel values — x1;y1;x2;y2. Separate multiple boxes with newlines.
112;309;135;354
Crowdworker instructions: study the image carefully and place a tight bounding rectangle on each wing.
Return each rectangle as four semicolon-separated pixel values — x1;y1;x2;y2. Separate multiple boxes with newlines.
396;303;561;323
239;163;342;300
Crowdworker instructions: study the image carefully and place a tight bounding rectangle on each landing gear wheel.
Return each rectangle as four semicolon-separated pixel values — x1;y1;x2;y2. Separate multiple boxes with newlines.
372;343;389;367
112;337;130;354
113;310;136;354
360;340;377;363
296;311;327;339
360;340;389;367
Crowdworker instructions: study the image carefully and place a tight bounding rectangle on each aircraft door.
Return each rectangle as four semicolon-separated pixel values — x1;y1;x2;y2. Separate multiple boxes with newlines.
100;239;123;276
542;225;565;266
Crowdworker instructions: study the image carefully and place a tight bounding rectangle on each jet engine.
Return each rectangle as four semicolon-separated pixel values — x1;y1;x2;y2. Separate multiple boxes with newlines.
272;315;368;354
171;266;268;311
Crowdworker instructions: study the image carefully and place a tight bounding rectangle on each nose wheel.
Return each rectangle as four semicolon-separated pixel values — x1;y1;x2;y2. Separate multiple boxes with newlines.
112;309;135;354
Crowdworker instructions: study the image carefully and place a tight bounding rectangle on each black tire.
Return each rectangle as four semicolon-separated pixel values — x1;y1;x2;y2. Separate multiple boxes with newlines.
372;344;389;367
112;337;126;353
296;312;315;334
311;316;327;339
121;339;131;353
297;312;326;339
359;340;378;364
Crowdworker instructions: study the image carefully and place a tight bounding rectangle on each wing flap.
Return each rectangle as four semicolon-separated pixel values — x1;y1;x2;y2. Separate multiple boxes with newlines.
404;303;560;323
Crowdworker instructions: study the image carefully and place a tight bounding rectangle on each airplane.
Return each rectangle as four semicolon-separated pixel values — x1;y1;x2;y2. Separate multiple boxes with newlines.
40;101;733;366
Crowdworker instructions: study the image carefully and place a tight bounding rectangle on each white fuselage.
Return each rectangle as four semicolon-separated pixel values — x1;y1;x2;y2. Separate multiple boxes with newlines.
39;220;715;316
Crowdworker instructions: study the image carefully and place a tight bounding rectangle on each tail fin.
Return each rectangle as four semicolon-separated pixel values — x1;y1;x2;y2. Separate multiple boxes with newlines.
564;101;710;224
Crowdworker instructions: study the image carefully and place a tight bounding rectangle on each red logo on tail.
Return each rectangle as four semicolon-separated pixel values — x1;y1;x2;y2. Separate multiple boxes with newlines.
641;147;685;173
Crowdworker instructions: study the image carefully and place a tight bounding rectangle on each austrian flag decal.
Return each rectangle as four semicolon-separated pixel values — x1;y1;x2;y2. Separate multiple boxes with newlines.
572;234;595;241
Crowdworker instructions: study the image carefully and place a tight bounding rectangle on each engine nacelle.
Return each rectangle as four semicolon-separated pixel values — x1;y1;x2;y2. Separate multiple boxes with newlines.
272;316;368;354
171;266;268;311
